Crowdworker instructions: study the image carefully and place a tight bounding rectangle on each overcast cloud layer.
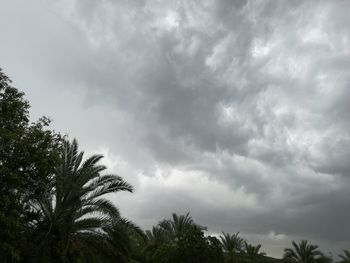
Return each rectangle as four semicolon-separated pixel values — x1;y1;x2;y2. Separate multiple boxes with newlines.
1;0;350;257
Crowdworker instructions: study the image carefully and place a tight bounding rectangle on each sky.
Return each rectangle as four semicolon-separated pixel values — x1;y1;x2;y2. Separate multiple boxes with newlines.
1;0;350;258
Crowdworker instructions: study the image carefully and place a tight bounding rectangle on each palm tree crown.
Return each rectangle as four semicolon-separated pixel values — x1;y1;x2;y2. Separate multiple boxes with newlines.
220;232;245;254
159;212;206;239
283;240;324;263
219;232;245;263
32;139;134;262
244;242;266;258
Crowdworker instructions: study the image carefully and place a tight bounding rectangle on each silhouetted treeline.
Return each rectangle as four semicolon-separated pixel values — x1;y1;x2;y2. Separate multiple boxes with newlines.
1;68;349;263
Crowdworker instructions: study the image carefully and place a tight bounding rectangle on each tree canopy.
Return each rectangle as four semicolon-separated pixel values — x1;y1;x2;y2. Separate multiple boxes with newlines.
0;68;62;262
0;68;349;263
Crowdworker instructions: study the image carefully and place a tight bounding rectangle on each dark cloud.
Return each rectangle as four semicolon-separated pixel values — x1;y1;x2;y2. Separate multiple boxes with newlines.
0;0;349;257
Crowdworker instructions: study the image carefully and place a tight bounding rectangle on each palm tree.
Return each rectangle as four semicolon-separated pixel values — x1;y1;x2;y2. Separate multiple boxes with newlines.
244;242;266;257
102;217;145;263
145;226;168;244
220;232;245;263
141;214;205;262
283;240;324;263
159;213;206;240
142;226;169;257
339;250;350;263
31;139;135;262
70;217;144;263
243;242;266;263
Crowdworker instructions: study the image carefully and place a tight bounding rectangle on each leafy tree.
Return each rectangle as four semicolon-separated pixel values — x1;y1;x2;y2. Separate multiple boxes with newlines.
174;225;224;263
220;232;245;263
0;68;62;262
283;240;324;263
206;235;225;263
30;139;136;262
145;242;175;263
338;250;350;263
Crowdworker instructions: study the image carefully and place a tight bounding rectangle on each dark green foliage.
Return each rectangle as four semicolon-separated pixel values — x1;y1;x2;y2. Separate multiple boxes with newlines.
242;242;266;263
0;68;62;262
1;68;348;263
146;243;175;263
158;213;207;239
283;240;324;263
317;255;333;263
220;232;245;263
338;250;350;263
143;226;171;260
29;139;136;262
207;235;226;263
0;69;141;263
176;226;224;263
142;213;224;263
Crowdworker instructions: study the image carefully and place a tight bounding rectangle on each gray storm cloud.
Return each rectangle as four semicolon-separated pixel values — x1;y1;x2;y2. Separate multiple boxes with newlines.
0;0;349;257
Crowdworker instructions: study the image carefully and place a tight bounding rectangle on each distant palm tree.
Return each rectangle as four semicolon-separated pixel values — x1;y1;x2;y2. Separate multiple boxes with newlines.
31;139;136;262
244;242;266;258
102;217;145;262
73;217;144;263
142;214;206;262
159;213;206;240
146;226;168;244
143;225;169;255
220;232;245;263
283;240;323;263
338;250;350;263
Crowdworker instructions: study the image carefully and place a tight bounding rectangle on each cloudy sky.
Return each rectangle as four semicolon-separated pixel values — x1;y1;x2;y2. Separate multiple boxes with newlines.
1;0;350;257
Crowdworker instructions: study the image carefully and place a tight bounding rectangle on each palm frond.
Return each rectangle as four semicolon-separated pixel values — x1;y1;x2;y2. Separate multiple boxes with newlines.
31;139;134;262
339;250;350;263
74;217;108;232
88;179;133;199
81;198;121;219
284;240;323;263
